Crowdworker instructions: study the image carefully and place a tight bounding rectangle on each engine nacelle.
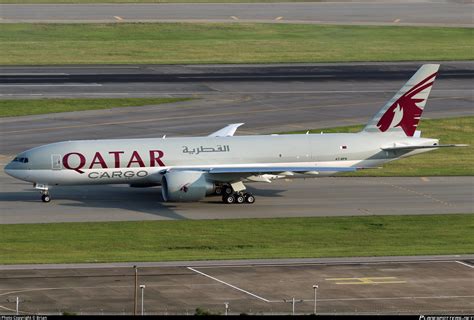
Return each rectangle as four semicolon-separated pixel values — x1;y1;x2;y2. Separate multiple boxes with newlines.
129;182;161;188
161;170;215;202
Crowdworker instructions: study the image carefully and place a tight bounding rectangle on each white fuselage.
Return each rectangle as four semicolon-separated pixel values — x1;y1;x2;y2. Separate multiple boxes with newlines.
5;132;438;186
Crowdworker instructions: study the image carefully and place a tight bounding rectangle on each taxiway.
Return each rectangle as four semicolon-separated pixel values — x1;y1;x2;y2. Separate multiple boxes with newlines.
1;1;472;27
1;255;473;315
0;62;472;224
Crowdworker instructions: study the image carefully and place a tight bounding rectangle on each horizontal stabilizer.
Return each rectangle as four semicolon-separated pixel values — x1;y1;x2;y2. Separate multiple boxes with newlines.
381;144;468;151
208;123;244;137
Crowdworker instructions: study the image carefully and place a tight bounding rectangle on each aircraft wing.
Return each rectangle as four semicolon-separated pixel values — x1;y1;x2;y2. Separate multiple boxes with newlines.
206;166;356;174
208;123;245;137
381;144;468;151
162;166;358;175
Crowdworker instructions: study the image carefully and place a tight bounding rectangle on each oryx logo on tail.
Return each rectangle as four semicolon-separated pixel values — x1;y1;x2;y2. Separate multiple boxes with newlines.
377;71;437;136
363;64;439;137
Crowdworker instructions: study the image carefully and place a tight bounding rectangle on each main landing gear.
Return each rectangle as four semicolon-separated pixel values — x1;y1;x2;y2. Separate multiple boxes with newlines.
222;192;255;204
216;184;255;204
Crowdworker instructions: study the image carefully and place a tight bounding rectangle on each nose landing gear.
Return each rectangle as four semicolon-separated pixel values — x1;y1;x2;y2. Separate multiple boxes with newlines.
41;192;51;203
34;183;51;203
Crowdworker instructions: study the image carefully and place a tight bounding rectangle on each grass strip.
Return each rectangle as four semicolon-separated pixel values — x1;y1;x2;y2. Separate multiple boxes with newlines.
284;116;474;176
1;214;472;264
0;97;193;117
0;23;472;65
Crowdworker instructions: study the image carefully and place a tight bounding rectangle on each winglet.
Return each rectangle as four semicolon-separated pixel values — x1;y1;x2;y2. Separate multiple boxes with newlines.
208;123;244;137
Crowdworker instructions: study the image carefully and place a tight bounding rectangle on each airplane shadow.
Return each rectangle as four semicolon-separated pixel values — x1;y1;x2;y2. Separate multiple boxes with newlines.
0;184;186;220
0;183;288;220
246;186;286;198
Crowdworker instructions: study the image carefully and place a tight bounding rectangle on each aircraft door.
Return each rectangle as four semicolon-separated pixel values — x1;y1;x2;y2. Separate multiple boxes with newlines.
51;154;62;170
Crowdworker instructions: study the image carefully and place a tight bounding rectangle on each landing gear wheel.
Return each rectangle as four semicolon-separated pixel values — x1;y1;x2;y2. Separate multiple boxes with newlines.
223;185;233;195
244;193;255;204
215;186;223;196
235;194;245;204
41;194;51;203
223;194;235;204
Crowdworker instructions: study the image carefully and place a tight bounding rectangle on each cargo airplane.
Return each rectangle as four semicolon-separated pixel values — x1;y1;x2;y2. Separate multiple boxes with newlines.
4;64;464;204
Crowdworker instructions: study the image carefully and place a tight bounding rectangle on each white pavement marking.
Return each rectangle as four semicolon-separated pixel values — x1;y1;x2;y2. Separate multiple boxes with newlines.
299;295;474;302
0;73;69;76
0;305;21;314
380;180;453;207
178;75;334;79
0;93;189;97
0;89;469;96
0;84;102;87
0;284;131;314
1;66;140;69
114;16;124;21
0;94;45;97
275;16;283;21
230;16;239;20
455;261;474;269
187;267;270;302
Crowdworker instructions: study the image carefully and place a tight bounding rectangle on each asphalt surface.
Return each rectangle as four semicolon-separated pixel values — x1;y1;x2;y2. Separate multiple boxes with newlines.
1;175;473;224
1;62;473;154
0;62;473;224
2;62;474;84
1;256;473;315
1;1;473;27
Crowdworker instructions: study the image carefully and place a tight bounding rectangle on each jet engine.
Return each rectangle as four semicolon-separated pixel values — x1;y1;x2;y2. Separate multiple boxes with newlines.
161;170;215;202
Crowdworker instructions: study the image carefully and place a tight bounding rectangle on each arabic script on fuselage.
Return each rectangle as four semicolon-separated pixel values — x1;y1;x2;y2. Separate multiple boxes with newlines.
182;145;230;155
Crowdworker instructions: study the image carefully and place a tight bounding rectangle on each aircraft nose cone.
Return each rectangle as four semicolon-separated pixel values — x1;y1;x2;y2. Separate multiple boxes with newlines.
4;161;30;181
4;161;23;179
4;162;15;178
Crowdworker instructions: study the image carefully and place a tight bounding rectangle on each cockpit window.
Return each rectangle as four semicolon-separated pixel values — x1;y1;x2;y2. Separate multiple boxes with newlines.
12;157;28;163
